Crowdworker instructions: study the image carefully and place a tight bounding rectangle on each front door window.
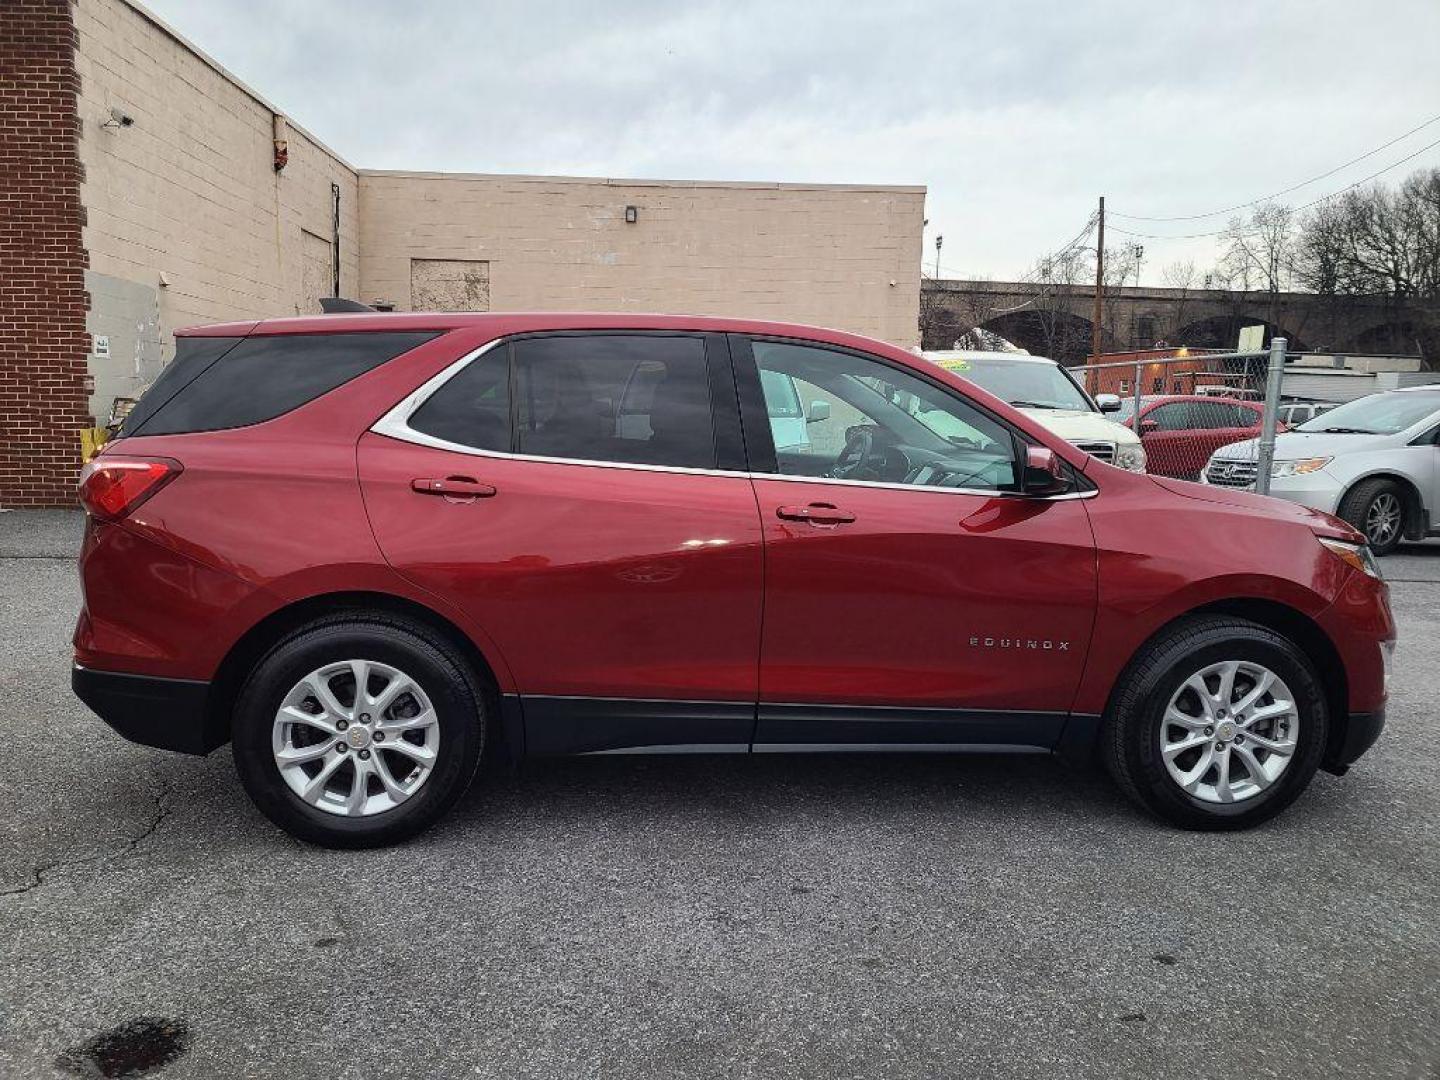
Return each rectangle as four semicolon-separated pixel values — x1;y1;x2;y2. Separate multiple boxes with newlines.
752;340;1020;491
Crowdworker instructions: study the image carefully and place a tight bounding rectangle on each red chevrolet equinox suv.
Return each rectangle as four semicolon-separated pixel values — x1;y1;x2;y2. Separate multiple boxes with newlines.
73;313;1396;847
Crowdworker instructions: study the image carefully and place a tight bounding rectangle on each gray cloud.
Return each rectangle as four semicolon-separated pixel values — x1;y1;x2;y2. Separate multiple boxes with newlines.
142;0;1440;280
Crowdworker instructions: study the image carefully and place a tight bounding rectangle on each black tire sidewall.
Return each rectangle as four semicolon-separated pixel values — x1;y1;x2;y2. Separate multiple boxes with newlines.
1343;480;1403;555
232;621;483;847
1120;628;1327;828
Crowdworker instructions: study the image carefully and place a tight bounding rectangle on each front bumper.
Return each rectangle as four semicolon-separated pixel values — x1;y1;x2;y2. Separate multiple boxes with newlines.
1324;707;1385;775
72;665;223;755
1263;471;1346;516
1203;463;1345;515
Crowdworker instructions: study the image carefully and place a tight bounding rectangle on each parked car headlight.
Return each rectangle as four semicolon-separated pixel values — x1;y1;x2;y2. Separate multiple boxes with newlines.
1113;444;1147;472
1271;457;1331;478
1317;536;1383;579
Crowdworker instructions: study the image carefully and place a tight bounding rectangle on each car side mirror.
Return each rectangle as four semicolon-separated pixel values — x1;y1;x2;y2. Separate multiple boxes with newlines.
1096;393;1122;413
1023;445;1070;496
806;400;830;424
1139;418;1159;434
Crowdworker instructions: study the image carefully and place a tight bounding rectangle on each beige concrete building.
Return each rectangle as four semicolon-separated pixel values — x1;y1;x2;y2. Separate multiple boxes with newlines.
359;171;923;346
3;0;924;505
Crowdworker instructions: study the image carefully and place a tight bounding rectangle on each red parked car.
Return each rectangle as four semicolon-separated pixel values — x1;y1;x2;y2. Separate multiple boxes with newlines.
74;313;1395;846
1119;395;1284;480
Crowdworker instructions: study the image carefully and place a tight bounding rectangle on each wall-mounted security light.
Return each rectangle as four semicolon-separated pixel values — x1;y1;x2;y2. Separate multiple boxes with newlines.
102;107;134;129
624;205;638;224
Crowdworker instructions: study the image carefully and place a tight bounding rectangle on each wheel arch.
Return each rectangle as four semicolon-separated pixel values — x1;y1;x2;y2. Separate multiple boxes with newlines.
1094;596;1351;774
205;590;516;758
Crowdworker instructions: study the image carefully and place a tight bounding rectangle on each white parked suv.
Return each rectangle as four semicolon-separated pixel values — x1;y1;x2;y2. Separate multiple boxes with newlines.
1204;386;1440;554
923;351;1146;472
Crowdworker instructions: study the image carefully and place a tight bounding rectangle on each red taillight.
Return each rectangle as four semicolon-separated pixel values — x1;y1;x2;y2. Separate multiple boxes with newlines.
78;457;182;520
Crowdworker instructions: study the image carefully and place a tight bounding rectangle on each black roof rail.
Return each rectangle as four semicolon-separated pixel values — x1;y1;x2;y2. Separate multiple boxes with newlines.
319;297;375;313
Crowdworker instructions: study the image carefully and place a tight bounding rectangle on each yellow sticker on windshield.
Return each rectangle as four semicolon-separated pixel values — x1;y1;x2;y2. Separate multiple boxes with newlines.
939;358;970;372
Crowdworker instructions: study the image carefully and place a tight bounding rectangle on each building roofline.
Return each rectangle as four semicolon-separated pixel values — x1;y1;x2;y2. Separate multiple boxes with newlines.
358;168;926;194
117;0;356;170
113;2;927;199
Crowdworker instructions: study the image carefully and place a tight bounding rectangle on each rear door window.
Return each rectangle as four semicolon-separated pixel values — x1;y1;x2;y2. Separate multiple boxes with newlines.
1191;402;1244;429
127;332;437;436
512;335;715;469
406;343;510;451
1145;403;1192;431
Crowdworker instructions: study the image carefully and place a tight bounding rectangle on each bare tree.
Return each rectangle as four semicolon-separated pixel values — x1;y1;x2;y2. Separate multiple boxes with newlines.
1219;203;1295;295
1160;259;1199;343
1294;168;1440;301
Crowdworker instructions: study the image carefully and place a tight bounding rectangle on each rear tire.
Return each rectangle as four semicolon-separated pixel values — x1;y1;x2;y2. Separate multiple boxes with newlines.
1102;616;1327;830
231;612;485;848
1337;478;1406;555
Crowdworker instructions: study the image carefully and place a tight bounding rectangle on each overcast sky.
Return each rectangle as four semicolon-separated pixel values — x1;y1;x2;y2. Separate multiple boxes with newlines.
143;0;1440;284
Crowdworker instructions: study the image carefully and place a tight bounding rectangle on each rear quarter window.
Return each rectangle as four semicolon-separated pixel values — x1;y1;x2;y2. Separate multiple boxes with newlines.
126;331;438;437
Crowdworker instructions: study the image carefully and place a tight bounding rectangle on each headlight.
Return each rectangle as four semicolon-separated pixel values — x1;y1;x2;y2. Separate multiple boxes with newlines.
1113;444;1147;472
1317;536;1383;579
1271;457;1331;478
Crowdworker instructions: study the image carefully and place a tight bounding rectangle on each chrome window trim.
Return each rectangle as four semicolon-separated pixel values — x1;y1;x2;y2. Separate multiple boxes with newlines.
369;336;1097;502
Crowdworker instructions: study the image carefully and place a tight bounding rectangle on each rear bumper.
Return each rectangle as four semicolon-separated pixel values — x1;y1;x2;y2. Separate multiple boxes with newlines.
72;665;224;755
1323;707;1385;775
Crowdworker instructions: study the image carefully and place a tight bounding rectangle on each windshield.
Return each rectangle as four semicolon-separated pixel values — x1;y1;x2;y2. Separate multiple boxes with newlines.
1295;392;1440;435
941;357;1094;411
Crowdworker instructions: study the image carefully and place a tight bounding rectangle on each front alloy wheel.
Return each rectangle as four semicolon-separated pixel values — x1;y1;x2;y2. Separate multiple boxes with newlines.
1159;660;1298;804
1338;478;1406;556
1364;492;1402;549
1102;615;1327;829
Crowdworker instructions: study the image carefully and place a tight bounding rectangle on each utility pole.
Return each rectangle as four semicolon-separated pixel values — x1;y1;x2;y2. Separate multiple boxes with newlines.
934;234;943;280
1092;196;1105;362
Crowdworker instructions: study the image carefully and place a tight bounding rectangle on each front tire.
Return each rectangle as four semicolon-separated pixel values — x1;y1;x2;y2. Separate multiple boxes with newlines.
232;613;485;848
1337;478;1405;555
1102;616;1327;830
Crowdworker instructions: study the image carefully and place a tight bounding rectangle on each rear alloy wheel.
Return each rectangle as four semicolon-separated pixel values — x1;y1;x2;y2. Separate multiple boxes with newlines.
233;614;484;848
1103;615;1327;829
1338;478;1405;555
272;660;441;817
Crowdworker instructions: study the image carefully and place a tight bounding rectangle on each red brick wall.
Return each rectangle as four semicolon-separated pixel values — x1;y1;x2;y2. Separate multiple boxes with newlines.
0;0;90;507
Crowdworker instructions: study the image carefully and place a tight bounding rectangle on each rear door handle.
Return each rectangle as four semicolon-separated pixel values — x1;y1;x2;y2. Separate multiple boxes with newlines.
411;476;497;499
776;502;856;526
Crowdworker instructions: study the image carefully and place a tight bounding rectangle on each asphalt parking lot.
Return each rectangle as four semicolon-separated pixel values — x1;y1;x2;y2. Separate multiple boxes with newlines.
2;510;1438;1079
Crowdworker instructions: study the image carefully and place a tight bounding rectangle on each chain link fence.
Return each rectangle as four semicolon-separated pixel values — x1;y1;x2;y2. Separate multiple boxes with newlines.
1070;340;1291;491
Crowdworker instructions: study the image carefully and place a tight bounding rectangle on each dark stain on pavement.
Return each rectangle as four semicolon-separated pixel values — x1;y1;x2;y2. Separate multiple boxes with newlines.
56;1017;189;1078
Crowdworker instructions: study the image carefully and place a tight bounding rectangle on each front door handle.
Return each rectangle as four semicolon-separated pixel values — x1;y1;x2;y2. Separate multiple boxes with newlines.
411;476;497;499
776;502;856;526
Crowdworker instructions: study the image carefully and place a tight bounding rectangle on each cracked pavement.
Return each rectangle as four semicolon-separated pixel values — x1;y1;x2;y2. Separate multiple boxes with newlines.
2;510;1439;1079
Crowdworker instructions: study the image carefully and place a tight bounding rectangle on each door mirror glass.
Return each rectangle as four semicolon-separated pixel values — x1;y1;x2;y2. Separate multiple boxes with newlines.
1096;393;1122;413
806;400;830;424
1023;445;1070;495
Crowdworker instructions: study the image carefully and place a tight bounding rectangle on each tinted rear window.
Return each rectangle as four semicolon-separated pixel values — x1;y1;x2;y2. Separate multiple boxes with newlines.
118;336;243;437
127;331;438;437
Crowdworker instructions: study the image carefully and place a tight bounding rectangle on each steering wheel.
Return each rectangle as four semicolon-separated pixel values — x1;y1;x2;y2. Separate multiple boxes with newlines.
829;426;881;480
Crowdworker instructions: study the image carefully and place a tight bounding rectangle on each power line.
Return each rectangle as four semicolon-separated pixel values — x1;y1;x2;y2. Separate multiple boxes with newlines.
926;212;1095;282
1106;133;1440;242
1110;111;1440;222
1013;212;1098;283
